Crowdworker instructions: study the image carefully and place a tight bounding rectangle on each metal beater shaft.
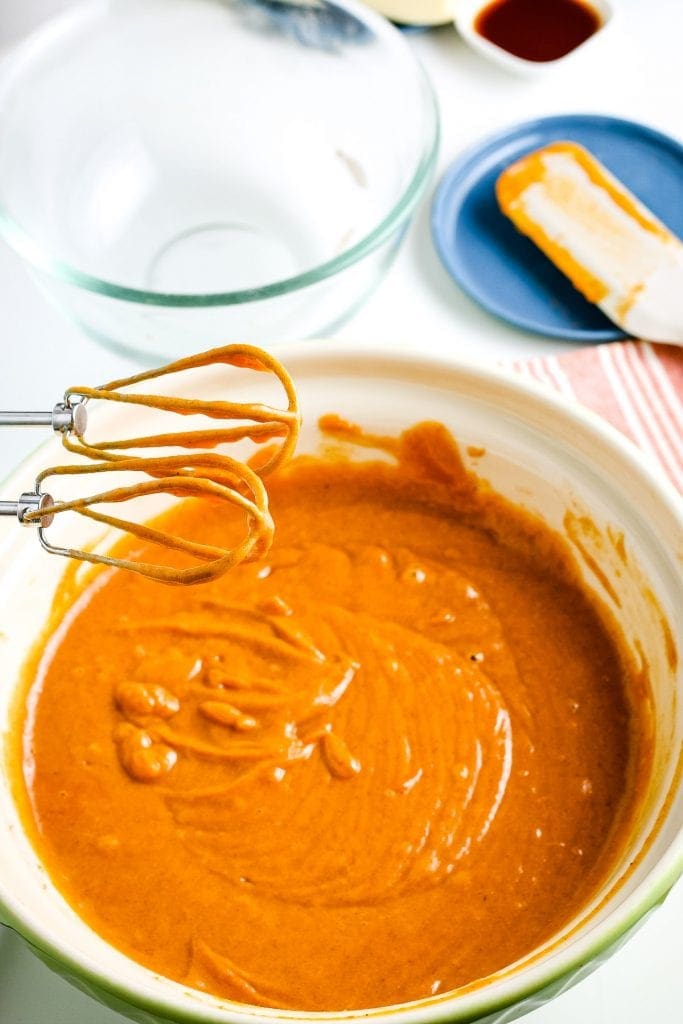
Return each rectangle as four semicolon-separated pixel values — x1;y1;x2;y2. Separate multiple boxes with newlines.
0;402;87;435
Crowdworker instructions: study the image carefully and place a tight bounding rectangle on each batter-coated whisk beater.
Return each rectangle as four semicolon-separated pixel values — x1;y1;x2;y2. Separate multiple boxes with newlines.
0;345;300;585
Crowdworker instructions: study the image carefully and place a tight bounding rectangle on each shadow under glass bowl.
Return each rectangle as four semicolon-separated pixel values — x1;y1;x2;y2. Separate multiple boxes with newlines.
0;0;439;361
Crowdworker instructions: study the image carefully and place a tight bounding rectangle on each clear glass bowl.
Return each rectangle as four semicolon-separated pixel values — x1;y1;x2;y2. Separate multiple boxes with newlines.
0;0;439;360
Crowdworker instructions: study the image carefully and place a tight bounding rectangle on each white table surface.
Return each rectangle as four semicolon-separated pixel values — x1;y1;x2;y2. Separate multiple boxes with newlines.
0;0;681;1021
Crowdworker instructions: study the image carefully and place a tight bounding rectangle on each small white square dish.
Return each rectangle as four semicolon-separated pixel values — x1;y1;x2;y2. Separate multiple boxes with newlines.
454;0;614;75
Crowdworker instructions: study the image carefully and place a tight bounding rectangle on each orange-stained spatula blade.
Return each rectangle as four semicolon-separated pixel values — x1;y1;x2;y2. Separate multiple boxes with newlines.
497;141;683;343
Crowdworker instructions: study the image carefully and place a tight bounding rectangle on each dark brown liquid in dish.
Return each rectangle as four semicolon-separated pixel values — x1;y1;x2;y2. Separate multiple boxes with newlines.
475;0;601;62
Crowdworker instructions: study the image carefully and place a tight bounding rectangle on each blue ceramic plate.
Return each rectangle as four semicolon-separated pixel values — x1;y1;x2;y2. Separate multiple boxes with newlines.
431;114;683;341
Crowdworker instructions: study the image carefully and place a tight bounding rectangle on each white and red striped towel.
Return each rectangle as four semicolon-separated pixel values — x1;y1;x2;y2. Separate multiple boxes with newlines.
510;342;683;493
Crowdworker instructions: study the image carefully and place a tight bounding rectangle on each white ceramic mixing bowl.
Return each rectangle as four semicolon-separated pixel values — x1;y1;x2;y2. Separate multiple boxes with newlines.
0;346;680;1024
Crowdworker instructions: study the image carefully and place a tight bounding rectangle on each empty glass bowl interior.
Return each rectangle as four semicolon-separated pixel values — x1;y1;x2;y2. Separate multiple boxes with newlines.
0;0;438;359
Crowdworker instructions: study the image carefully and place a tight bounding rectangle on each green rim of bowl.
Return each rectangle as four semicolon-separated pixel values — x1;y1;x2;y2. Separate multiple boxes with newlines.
0;351;681;1024
1;864;681;1024
0;0;440;309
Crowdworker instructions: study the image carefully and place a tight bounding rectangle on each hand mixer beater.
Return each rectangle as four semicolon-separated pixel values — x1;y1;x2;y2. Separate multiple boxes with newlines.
0;345;300;585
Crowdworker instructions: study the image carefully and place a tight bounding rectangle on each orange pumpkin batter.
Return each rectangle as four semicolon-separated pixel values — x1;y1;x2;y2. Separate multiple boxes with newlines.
14;420;650;1011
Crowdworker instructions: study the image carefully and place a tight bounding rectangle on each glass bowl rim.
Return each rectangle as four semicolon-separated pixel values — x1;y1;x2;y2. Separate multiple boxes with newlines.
0;0;440;308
